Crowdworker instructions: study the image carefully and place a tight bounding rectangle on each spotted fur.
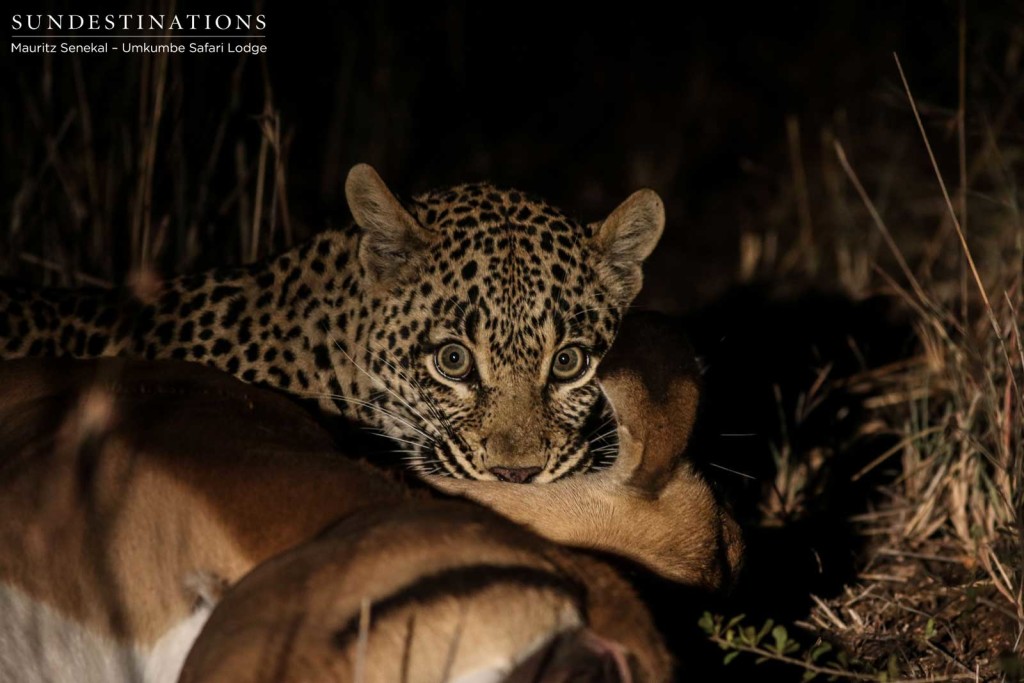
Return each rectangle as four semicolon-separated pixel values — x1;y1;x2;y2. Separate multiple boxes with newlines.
0;165;664;482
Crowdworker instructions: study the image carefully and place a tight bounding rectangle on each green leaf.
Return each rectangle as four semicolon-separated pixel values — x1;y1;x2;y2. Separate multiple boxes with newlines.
886;654;900;679
924;618;936;640
801;669;819;682
724;651;740;666
810;642;832;662
698;612;715;634
757;619;775;643
726;614;746;630
772;625;789;654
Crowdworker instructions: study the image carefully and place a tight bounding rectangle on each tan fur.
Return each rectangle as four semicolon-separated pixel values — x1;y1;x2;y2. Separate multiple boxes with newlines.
180;503;669;683
0;357;671;681
345;163;437;281
0;166;668;482
0;314;740;680
592;190;666;303
0;359;401;648
429;312;744;587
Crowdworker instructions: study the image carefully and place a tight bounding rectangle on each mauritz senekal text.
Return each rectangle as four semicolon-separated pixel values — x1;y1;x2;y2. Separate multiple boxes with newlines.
10;42;268;55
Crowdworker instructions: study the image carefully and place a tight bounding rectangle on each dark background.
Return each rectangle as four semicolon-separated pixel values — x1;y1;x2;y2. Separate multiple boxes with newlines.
3;1;1020;306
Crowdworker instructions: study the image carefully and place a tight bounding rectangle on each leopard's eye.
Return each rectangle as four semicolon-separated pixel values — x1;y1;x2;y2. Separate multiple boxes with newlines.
550;346;589;382
435;342;474;380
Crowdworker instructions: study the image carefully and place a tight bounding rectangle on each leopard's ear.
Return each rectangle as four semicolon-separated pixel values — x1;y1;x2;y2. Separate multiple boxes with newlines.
345;164;434;281
590;189;665;304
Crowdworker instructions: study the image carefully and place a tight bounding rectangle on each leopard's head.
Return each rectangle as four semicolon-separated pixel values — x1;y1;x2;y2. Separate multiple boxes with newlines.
345;164;663;483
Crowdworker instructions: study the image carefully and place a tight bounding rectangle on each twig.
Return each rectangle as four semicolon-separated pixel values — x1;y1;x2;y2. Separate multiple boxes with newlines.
858;573;908;583
19;252;112;288
893;52;1022;409
783;115;815;273
353;596;371;683
921;639;973;676
956;0;969;320
811;594;847;631
706;636;977;681
250;105;271;263
875;547;966;565
833;140;933;311
852;426;944;482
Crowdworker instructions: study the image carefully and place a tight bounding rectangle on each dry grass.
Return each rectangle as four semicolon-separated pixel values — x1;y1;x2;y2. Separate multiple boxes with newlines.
831;46;1022;677
724;24;1024;679
3;49;293;290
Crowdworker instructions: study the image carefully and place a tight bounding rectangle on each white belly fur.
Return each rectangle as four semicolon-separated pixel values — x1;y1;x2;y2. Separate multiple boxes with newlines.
450;629;570;683
452;667;508;683
142;603;214;683
0;583;212;683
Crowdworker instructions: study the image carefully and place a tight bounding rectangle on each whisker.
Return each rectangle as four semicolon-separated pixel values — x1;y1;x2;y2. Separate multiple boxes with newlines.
581;410;618;444
569;303;639;320
363;338;475;455
351;337;486;480
321;323;438;435
372;432;424;448
708;462;756;480
585;418;617;441
297;390;438;444
367;345;452;428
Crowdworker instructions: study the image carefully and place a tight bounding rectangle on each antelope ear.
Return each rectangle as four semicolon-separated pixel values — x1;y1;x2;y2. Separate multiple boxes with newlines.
345;164;434;281
590;189;665;304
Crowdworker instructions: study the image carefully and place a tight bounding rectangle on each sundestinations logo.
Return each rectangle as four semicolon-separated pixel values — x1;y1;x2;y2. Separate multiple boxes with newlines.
12;14;266;32
10;13;268;55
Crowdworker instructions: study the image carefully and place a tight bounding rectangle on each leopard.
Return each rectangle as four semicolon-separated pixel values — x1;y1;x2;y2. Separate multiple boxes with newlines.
0;164;664;483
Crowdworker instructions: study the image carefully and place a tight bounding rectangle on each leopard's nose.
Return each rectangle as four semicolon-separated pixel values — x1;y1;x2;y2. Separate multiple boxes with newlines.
489;466;542;484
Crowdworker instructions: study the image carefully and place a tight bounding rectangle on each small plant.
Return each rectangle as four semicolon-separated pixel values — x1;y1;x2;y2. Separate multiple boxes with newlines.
699;613;979;682
700;612;870;680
